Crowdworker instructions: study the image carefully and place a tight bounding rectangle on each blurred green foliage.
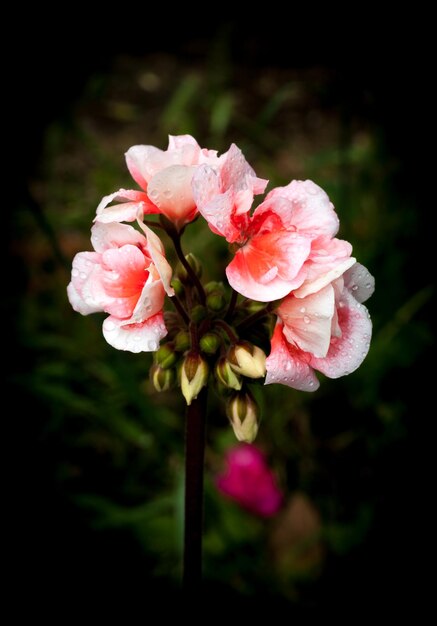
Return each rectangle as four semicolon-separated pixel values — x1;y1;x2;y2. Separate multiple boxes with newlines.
10;50;430;605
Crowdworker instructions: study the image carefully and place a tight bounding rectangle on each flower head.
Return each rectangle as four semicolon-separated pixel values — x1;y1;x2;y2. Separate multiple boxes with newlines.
265;263;375;390
67;222;172;352
96;135;225;230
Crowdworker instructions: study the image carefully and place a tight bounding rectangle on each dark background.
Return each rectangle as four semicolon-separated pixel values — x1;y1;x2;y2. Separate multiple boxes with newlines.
7;11;431;612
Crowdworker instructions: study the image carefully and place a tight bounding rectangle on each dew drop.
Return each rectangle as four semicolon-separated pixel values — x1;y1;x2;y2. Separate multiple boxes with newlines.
300;307;306;313
79;272;87;280
365;282;372;289
285;362;292;371
104;320;116;331
309;381;314;386
71;268;79;278
352;284;358;291
148;340;158;351
303;315;311;324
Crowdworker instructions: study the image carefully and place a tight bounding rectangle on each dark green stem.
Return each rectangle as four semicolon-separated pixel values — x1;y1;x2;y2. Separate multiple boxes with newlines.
183;388;207;593
225;289;238;321
171;294;190;325
215;319;239;343
236;303;274;331
167;230;206;305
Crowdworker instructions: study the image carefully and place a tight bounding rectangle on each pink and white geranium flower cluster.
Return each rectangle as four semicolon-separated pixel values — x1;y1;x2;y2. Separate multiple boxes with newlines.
68;134;374;398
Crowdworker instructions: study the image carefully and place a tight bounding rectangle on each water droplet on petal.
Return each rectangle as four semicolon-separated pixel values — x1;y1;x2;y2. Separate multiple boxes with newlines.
365;282;371;289
285;362;292;371
352;284;358;291
303;315;311;324
104;320;116;331
300;307;306;313
79;272;87;280
72;268;79;278
148;339;158;351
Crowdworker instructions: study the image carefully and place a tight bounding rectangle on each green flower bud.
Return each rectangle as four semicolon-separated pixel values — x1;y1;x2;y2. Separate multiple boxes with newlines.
174;330;191;352
150;364;175;392
204;281;225;296
180;353;209;406
177;253;202;282
199;332;220;355
207;292;226;312
191;304;207;323
215;356;243;391
171;278;184;297
228;341;266;379
226;390;260;443
155;343;177;369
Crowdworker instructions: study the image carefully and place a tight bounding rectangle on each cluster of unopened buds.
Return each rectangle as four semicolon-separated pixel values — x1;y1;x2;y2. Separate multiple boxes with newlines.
68;135;374;443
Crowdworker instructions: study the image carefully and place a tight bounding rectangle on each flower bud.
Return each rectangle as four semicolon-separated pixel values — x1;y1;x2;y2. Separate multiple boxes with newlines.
155;343;177;369
200;332;220;355
174;330;191;352
177;253;202;283
150;364;175;392
215;356;243;391
191;304;207;323
180;353;209;406
226;391;260;443
204;281;226;311
228;342;266;379
207;292;226;312
171;277;184;297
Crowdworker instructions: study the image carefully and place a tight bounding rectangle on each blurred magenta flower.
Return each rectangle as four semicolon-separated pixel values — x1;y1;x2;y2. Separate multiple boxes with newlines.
216;444;283;517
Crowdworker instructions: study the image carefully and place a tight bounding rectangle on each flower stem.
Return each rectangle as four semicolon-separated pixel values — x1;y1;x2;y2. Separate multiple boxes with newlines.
171;294;190;325
168;230;206;305
236;303;275;331
225;289;238;321
183;388;207;593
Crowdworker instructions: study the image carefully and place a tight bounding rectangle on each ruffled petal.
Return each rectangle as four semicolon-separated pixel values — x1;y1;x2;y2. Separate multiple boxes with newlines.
279;285;335;358
91;221;146;254
102;312;167;353
67;251;110;315
265;323;320;391
138;221;174;296
343;262;375;303
310;290;372;378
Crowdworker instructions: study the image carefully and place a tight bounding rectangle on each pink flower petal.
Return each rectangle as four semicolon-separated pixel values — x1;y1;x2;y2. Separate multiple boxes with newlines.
293;237;355;298
343;262;375;303
102;312;167;353
279;285;335;358
265;323;320;391
130;276;165;324
259;179;339;237
67;251;110;314
137;221;174;296
147;164;197;224
125;145;165;189
310;290;372;378
91;222;146;254
226;232;311;301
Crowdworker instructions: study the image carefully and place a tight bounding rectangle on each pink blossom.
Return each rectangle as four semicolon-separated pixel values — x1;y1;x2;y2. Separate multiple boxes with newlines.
96;135;225;230
216;444;283;517
265;263;375;390
194;175;355;302
192;143;268;243
67;221;173;352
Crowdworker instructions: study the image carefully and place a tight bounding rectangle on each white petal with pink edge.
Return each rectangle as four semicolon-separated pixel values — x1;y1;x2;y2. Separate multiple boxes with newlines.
279;285;335;358
343;262;375;303
265;324;320;391
91;221;146;254
138;221;174;296
102;312;167;353
67;252;110;314
310;290;372;378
